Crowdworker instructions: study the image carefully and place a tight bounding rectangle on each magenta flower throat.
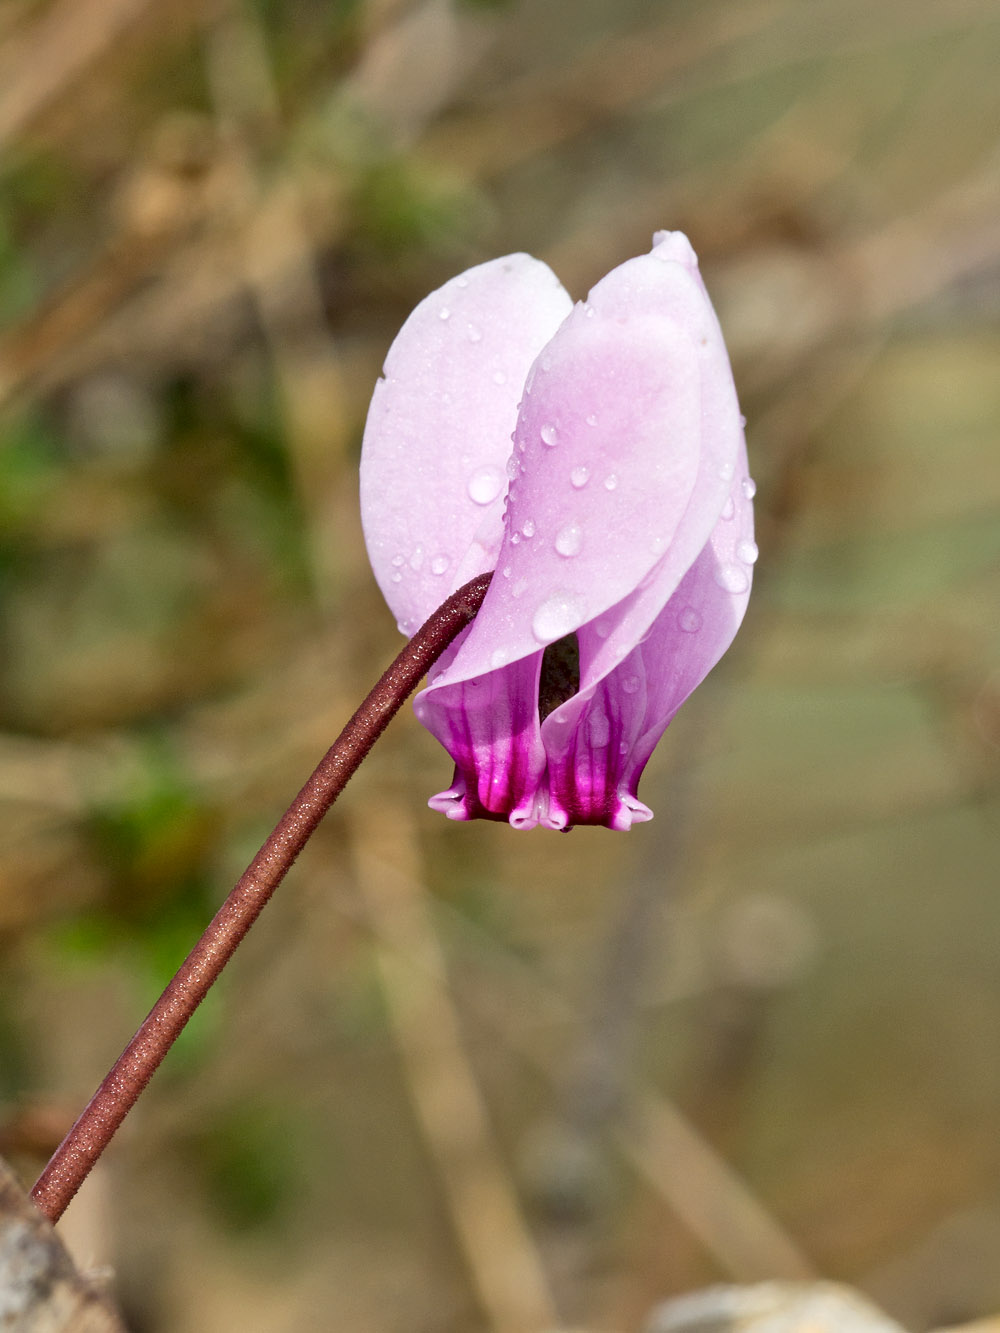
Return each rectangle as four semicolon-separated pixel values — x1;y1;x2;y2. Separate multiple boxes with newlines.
360;232;755;830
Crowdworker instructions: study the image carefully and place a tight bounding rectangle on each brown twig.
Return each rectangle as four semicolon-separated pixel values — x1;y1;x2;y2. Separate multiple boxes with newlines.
31;573;492;1225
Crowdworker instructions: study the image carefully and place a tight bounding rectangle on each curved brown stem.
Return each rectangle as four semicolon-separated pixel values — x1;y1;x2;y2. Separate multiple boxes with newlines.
31;573;492;1225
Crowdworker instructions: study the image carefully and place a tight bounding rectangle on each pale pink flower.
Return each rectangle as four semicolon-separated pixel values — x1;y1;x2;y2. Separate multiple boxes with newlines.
361;232;754;829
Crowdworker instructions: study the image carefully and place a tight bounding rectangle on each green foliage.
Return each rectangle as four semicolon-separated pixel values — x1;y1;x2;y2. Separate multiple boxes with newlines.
191;1098;309;1233
0;412;62;537
351;158;483;259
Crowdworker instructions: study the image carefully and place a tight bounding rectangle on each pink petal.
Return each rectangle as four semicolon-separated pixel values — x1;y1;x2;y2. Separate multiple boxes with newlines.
536;452;754;830
433;232;741;688
415;655;547;828
360;254;572;634
432;305;702;682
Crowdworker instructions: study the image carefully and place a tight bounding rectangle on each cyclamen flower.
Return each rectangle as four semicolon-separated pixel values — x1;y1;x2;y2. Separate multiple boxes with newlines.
360;232;755;830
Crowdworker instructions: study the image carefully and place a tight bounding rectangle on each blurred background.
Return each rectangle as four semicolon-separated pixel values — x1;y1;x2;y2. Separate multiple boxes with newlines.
0;0;999;1329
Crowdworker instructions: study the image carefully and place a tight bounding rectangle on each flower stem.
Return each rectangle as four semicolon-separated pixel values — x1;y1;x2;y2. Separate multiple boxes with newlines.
31;573;492;1225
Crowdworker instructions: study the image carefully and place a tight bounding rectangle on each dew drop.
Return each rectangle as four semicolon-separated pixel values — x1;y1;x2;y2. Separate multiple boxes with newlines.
431;554;450;576
737;539;759;565
493;369;507;385
739;413;747;428
721;496;735;521
467;323;482;343
678;607;702;633
570;465;590;488
585;413;598;427
532;593;582;643
715;563;750;594
540;423;558;447
521;518;536;538
490;648;509;669
391;553;405;567
742;475;757;500
501;565;512;579
621;675;640;695
409;545;424;571
467;465;504;505
720;459;735;481
511;532;521;545
604;474;619;491
588;710;610;748
555;523;582;557
651;535;666;555
390;571;403;584
438;306;450;320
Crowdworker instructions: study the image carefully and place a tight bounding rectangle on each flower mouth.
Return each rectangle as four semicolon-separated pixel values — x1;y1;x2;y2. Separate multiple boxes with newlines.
538;632;580;722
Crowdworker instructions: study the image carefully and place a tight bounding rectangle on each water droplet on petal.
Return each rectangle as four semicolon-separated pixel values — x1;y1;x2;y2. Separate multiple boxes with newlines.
720;459;735;481
431;554;449;576
467;323;482;343
532;593;583;643
409;545;424;571
742;476;757;499
555;523;582;557
467;465;504;505
588;709;610;748
391;553;405;567
737;539;759;565
570;466;590;488
739;413;747;428
501;565;512;579
721;496;735;520
621;675;640;694
455;276;468;288
512;578;529;598
521;518;536;538
651;535;666;555
493;369;507;385
585;413;598;427
678;607;702;633
438;306;450;320
490;648;509;668
540;423;558;447
390;571;403;584
604;474;618;491
511;532;521;545
715;563;750;594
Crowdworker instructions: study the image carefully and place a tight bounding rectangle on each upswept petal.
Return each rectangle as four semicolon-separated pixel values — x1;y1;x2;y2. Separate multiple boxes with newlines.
360;254;572;633
539;445;755;828
429;305;703;685
534;448;754;830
